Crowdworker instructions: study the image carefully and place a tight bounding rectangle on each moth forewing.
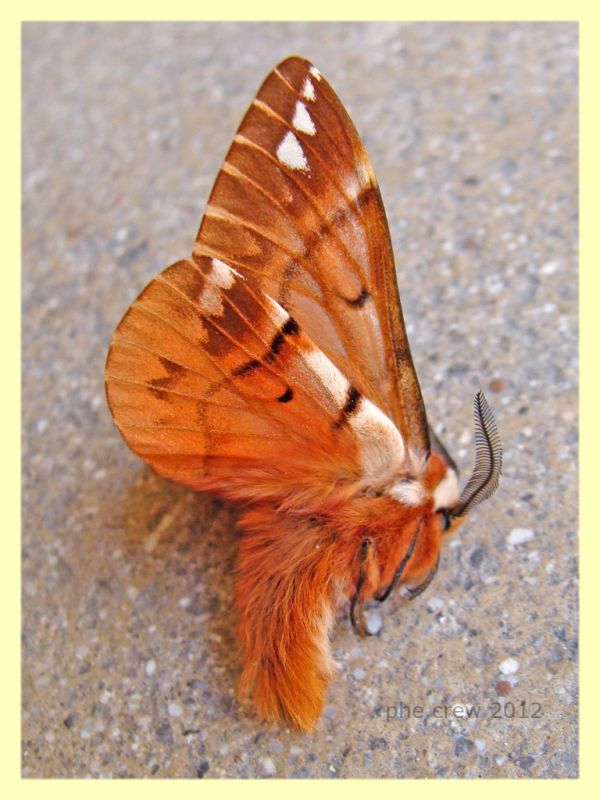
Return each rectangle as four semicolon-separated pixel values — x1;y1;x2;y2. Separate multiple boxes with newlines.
194;55;430;448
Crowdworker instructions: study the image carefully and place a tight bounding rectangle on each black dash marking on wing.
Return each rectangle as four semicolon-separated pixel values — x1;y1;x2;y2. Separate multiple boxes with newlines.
277;387;293;403
232;316;301;376
343;385;361;415
233;358;261;377
282;317;300;336
265;331;286;364
334;385;362;428
345;287;370;308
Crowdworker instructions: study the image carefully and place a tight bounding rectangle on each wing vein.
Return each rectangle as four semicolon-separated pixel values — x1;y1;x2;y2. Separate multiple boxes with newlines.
107;374;247;410
200;204;361;373
113;320;306;444
156;269;345;428
239;105;370;286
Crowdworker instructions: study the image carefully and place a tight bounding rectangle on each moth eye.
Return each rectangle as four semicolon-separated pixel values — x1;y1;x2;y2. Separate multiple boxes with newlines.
437;509;451;532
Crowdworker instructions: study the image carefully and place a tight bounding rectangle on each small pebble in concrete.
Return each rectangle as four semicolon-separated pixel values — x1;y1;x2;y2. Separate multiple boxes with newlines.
507;528;535;546
499;658;520;675
260;756;276;776
365;611;383;635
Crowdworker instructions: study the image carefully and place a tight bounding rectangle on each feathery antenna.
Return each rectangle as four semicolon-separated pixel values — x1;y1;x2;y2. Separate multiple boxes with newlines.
452;391;502;517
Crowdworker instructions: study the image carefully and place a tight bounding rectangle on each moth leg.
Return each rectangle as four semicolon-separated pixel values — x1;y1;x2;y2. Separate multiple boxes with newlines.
406;555;440;600
375;520;422;603
350;538;372;638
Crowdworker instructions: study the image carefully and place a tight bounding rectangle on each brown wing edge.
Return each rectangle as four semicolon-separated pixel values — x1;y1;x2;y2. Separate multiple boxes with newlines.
346;114;430;457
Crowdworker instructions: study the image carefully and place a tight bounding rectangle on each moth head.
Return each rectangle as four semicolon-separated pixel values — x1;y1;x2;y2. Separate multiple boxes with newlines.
438;391;502;532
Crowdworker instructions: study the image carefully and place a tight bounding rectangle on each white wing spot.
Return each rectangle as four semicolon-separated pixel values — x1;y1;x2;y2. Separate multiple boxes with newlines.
276;131;309;171
198;259;236;316
356;158;374;189
292;101;316;135
198;284;224;316
210;258;236;288
344;161;373;201
343;175;360;200
303;348;348;407
309;65;322;81
301;76;316;101
265;295;289;327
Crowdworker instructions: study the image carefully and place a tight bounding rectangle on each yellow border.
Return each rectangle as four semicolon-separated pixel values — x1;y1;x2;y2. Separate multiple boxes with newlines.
11;1;594;794
13;2;584;21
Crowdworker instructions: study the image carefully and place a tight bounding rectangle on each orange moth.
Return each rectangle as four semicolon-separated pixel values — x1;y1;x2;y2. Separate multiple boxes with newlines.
105;56;502;731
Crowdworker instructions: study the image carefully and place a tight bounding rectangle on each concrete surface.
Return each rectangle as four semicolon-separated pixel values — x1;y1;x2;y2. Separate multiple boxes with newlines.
22;22;578;778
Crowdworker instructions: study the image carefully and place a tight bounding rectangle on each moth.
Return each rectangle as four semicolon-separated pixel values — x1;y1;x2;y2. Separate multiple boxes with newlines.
105;56;502;731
